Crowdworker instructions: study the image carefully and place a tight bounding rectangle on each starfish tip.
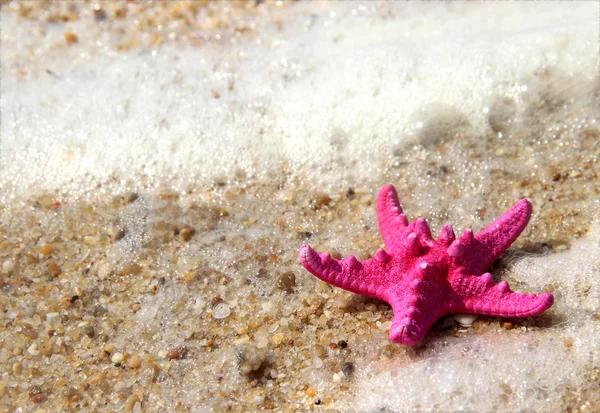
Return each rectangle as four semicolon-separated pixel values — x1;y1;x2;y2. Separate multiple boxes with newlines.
380;184;396;194
389;321;422;346
518;198;533;210
299;244;310;260
538;292;554;309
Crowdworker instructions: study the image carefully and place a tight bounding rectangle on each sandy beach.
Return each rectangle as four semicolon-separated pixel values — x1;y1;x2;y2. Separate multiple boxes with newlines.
1;2;599;412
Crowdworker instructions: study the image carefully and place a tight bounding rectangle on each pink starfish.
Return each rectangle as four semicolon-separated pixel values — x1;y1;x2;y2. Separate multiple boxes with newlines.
299;184;554;346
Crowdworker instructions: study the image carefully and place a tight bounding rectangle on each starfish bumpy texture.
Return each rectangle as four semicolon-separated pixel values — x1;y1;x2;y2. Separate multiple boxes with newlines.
299;184;554;346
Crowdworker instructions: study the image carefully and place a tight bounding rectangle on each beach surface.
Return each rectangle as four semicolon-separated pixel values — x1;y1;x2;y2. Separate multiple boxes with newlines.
1;2;599;412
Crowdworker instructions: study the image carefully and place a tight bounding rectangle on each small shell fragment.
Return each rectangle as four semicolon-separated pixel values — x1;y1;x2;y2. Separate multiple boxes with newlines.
452;314;478;327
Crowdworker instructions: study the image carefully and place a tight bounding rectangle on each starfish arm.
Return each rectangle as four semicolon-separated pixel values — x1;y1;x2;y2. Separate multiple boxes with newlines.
389;298;446;346
474;199;532;273
299;244;388;300
377;184;409;253
451;272;554;317
448;199;532;275
388;268;455;346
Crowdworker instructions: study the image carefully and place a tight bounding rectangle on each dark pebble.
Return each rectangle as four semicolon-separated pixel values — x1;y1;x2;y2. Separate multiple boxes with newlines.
166;345;188;360
179;226;195;241
30;393;47;403
310;193;332;210
88;305;107;316
277;271;296;293
341;361;354;377
124;192;138;203
337;340;347;349
84;325;95;338
94;8;107;21
296;231;312;240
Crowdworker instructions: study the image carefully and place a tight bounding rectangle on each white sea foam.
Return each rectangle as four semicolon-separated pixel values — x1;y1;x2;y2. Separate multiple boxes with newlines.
1;3;597;201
